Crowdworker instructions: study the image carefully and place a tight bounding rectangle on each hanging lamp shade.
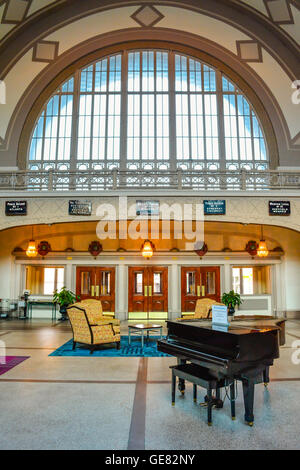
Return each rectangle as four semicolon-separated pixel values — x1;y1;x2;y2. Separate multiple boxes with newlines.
257;240;269;257
26;240;37;257
141;240;154;259
257;226;269;257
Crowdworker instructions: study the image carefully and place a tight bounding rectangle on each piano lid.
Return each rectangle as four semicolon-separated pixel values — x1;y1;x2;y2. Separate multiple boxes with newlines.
172;320;279;335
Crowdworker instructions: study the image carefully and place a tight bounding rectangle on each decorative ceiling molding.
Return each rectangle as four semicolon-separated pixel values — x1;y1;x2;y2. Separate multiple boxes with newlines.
1;0;32;25
32;39;59;63
236;40;263;63
131;4;164;27
263;0;295;25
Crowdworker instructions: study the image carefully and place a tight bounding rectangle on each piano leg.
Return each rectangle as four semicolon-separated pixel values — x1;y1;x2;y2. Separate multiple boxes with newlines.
242;379;255;426
215;388;223;408
230;382;236;421
178;359;186;395
263;366;270;387
172;370;176;406
193;384;197;403
207;387;213;426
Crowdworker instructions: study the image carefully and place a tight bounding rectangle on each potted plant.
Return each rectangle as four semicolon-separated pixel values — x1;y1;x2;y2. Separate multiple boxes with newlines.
53;287;80;321
221;290;243;318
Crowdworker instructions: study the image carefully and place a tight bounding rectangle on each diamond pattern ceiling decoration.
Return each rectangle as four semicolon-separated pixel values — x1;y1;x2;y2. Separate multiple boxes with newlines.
32;40;59;63
1;0;31;24
264;0;295;25
236;40;263;63
131;4;164;27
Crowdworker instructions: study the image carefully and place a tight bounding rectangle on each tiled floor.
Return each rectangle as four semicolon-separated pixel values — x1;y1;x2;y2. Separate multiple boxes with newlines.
0;318;300;450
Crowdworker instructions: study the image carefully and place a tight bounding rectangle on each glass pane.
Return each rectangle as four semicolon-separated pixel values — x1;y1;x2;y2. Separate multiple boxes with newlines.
242;268;253;295
101;272;111;295
81;272;91;295
135;273;143;294
206;272;216;295
186;272;196;295
232;268;241;294
57;268;64;291
44;268;55;295
153;273;162;294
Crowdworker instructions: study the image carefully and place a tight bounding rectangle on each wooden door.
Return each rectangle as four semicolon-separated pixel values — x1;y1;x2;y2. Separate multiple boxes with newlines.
128;266;168;318
76;267;115;313
148;266;168;314
128;266;149;315
181;266;220;313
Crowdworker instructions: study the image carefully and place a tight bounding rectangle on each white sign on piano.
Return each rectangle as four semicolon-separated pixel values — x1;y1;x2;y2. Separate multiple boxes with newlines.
212;304;229;326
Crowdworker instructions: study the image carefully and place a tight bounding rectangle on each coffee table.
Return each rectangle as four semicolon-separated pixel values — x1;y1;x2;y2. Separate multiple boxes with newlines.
128;323;163;348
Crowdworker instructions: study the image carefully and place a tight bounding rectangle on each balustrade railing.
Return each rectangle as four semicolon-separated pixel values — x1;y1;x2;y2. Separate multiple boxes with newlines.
0;169;299;192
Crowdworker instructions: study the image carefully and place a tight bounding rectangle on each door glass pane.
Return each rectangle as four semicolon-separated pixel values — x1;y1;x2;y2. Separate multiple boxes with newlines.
186;272;195;295
81;272;91;295
135;273;143;294
101;272;111;295
153;273;162;294
206;272;216;295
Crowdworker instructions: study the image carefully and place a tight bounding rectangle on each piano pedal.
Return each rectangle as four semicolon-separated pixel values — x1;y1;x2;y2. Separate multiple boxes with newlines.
264;382;269;388
200;402;208;407
180;391;185;396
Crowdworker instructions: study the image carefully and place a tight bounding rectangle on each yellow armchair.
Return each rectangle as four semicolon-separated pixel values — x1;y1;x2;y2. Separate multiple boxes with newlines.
67;305;120;354
73;299;120;328
178;298;226;320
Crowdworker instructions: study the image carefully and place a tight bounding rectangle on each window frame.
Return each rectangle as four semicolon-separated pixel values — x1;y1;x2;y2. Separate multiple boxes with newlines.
26;48;269;173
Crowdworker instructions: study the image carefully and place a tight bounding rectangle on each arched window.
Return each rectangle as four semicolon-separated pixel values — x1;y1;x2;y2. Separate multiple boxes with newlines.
28;50;268;173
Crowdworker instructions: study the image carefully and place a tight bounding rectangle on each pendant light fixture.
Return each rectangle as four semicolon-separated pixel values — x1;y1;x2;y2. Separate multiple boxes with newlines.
26;226;37;258
257;225;269;258
141;240;155;259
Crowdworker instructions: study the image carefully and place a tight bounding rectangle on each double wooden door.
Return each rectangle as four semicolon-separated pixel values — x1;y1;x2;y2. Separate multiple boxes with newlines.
128;266;168;318
181;266;220;313
76;267;115;313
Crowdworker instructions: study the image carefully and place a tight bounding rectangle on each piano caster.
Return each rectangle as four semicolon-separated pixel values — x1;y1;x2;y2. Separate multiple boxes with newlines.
207;422;212;427
232;417;236;421
246;421;254;427
172;402;175;406
264;383;269;388
180;391;185;396
194;398;197;403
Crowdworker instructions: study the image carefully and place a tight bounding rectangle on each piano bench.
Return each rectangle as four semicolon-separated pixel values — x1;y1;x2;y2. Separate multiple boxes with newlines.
170;364;235;426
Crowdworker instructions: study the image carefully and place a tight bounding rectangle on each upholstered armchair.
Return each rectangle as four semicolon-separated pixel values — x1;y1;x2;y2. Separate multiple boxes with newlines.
178;298;225;320
67;305;121;354
73;299;120;327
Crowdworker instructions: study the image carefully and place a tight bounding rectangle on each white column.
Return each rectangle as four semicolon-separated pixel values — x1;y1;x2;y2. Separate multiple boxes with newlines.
116;264;127;321
65;264;73;291
223;264;231;294
169;264;181;320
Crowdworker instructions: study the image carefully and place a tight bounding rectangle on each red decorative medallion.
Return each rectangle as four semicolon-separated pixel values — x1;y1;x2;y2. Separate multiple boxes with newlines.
246;240;258;256
195;243;208;257
37;241;51;257
88;241;103;257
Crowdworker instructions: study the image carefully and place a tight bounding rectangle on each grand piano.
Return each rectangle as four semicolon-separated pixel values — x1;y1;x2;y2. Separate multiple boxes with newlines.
157;317;285;425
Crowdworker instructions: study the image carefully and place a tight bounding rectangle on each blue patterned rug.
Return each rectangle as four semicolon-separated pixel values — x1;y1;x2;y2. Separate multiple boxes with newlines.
49;335;170;357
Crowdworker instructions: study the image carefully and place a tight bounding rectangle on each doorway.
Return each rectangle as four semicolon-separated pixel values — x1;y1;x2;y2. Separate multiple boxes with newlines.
76;267;115;314
128;266;168;320
181;266;220;313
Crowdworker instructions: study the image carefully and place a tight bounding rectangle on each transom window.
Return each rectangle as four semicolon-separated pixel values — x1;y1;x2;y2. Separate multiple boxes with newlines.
28;50;268;172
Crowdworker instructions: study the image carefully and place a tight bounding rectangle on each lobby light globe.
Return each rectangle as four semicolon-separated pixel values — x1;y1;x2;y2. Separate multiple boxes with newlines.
141;240;154;259
26;240;37;257
257;240;269;257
